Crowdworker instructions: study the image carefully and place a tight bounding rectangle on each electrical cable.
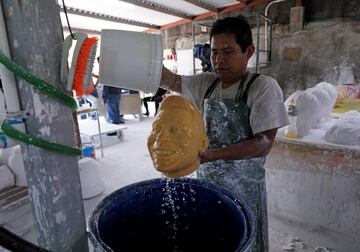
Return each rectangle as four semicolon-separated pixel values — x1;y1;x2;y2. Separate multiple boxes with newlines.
0;226;50;252
61;0;77;40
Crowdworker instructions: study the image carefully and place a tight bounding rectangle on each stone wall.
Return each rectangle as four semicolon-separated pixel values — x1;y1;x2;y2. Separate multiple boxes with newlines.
261;20;360;98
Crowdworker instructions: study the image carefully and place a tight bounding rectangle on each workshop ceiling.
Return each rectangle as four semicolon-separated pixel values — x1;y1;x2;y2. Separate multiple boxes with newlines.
58;0;270;34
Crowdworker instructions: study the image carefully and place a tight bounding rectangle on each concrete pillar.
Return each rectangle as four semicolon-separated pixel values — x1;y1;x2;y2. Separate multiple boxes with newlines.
290;6;305;33
1;0;88;251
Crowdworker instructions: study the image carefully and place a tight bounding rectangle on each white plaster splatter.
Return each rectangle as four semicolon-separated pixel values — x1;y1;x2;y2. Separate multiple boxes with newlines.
6;7;13;17
55;211;66;224
30;186;50;234
52;190;64;204
336;64;354;84
260;134;271;145
39;126;51;136
13;40;19;48
32;91;61;124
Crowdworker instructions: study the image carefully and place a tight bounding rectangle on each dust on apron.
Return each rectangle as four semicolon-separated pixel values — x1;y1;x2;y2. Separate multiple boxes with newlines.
197;72;268;252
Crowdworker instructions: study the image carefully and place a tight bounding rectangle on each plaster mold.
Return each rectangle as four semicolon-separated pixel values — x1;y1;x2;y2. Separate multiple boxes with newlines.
0;164;15;190
0;146;16;165
296;90;318;137
315;82;337;120
308;87;331;127
286;82;337;137
8;145;27;186
325;110;360;146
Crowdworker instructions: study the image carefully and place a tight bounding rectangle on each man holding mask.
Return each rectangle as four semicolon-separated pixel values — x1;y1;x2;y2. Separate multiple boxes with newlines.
159;16;289;251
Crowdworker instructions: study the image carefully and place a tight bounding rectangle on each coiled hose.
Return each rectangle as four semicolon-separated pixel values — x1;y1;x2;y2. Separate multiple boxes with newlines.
0;51;81;155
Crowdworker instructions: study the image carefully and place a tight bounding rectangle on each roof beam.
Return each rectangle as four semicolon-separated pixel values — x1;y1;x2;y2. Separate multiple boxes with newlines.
60;7;160;29
182;0;218;13
62;26;101;35
151;0;273;31
219;0;272;14
118;0;193;20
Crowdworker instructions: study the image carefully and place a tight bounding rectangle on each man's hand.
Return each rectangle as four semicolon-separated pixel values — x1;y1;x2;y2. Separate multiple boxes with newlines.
199;128;278;163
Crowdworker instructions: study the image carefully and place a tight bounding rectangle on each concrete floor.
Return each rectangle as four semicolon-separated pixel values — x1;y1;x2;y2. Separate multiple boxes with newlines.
0;107;340;252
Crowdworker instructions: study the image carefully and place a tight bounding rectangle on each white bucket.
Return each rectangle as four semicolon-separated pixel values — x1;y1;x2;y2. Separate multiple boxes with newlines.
99;29;163;93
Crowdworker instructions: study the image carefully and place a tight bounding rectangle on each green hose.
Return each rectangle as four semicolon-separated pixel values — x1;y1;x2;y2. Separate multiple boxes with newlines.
0;51;77;111
0;120;82;156
0;51;82;155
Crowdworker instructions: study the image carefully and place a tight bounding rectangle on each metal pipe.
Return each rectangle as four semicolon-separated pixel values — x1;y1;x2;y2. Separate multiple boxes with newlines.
256;13;260;73
259;13;272;63
0;2;21;113
264;0;289;60
268;18;273;62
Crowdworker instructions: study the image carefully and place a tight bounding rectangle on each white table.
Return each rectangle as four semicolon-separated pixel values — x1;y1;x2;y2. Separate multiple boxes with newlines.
77;108;127;157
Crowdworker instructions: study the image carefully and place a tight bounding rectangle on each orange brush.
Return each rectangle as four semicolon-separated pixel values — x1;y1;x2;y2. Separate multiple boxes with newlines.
72;37;98;96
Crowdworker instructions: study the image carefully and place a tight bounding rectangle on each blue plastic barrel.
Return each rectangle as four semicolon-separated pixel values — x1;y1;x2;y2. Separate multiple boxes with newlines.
88;178;256;252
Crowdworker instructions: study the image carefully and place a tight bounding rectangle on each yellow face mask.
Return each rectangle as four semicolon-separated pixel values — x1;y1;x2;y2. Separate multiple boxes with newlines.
147;95;208;178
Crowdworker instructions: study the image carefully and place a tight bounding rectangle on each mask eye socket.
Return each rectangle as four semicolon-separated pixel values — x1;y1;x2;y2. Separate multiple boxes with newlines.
171;127;184;135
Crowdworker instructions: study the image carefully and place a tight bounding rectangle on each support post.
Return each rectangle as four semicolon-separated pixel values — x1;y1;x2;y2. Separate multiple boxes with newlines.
290;5;305;33
1;0;88;251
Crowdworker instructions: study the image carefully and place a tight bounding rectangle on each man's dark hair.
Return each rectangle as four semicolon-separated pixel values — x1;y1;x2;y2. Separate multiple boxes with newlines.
209;16;253;53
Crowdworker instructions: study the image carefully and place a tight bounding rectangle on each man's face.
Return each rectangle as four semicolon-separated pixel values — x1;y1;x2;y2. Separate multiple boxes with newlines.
211;33;254;85
147;108;203;177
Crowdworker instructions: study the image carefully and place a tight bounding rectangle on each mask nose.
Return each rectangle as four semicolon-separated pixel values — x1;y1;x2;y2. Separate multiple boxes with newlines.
156;126;171;141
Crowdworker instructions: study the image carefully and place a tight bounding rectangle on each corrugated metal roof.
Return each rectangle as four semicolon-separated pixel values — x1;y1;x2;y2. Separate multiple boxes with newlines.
204;0;239;8
144;0;208;16
58;0;268;33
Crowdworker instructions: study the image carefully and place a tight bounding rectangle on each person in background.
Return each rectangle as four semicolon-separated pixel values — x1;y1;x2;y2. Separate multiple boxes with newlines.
158;16;289;251
194;43;213;72
96;56;125;126
142;87;168;117
102;85;125;125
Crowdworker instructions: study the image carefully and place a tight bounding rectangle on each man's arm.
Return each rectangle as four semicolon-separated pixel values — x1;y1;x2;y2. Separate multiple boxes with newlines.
200;128;278;163
160;66;182;93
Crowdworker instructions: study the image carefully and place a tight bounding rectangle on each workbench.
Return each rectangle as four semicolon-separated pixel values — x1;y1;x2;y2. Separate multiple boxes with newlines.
265;132;360;251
